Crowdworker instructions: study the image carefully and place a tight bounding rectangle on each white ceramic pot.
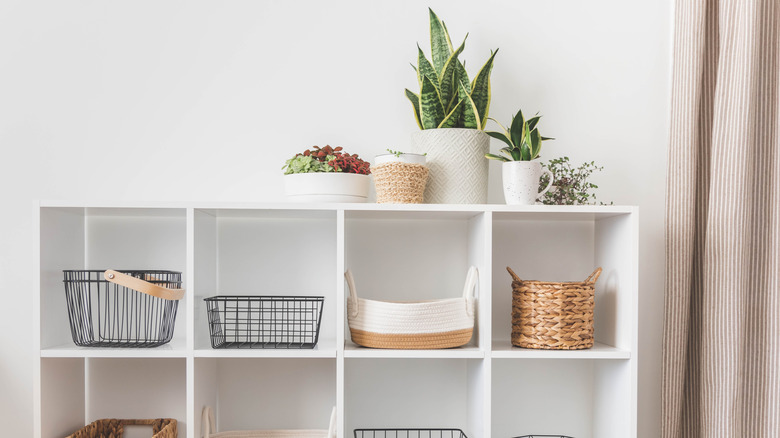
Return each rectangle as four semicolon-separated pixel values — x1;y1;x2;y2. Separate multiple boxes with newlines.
374;153;427;166
502;161;554;205
284;173;370;203
410;128;490;204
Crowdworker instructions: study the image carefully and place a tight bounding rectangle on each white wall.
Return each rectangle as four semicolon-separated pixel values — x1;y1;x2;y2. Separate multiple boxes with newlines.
0;1;671;436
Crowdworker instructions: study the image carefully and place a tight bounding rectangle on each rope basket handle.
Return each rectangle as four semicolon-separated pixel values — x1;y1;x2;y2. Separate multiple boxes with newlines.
201;406;216;438
462;266;479;318
104;270;185;301
344;270;359;318
327;406;337;438
506;266;603;285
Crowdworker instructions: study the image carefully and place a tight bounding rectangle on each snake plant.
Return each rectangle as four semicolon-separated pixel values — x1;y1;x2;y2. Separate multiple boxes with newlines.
484;109;554;161
405;9;498;130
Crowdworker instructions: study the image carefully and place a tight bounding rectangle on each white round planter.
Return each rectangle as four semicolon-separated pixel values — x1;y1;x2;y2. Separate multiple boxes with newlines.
502;161;554;205
410;128;490;204
374;153;427;166
284;173;370;203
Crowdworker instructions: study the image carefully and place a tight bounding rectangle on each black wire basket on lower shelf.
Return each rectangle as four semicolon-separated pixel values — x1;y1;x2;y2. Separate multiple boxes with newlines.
354;430;468;438
204;295;325;349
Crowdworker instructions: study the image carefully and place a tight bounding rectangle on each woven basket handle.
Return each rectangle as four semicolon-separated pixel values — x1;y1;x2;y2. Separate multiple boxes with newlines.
327;406;337;438
201;406;216;438
585;267;602;284
506;266;522;282
344;270;359;318
104;270;185;301
462;266;479;318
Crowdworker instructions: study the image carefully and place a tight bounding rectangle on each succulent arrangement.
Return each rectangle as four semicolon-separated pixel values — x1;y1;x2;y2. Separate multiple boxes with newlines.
538;157;609;205
484;109;554;161
283;145;371;175
405;9;498;130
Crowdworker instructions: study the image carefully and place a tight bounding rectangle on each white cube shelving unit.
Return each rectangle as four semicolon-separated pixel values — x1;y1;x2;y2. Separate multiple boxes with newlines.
34;202;638;438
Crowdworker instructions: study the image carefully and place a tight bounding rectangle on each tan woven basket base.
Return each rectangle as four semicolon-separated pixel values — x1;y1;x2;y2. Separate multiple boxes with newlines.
373;162;429;204
350;328;472;349
67;418;178;438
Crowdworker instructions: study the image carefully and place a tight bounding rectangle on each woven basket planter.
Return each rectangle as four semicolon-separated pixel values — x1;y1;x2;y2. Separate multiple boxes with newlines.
372;162;429;204
202;406;336;438
67;418;177;438
345;267;478;349
508;267;601;350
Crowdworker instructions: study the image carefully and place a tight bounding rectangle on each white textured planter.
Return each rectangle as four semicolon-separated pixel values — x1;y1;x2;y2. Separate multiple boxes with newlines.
410;128;490;204
502;161;554;205
374;153;427;166
284;173;370;203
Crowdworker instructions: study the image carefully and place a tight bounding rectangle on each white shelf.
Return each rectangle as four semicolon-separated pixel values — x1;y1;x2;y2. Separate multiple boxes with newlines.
35;202;638;438
41;338;188;358
491;340;631;360
344;342;484;359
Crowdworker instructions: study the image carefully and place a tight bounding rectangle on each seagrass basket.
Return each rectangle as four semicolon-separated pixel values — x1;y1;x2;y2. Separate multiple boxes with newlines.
507;267;601;350
67;418;177;438
372;162;429;204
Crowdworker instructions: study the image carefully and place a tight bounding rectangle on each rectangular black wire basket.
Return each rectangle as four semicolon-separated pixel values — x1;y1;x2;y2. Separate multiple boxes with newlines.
63;270;182;347
354;430;468;438
204;295;324;349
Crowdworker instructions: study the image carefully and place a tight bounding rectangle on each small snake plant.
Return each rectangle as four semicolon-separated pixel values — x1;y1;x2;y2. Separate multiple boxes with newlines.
405;9;498;130
485;109;554;161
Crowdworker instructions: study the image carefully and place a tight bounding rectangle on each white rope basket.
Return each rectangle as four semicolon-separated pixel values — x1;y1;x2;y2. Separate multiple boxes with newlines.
201;406;336;438
345;266;478;349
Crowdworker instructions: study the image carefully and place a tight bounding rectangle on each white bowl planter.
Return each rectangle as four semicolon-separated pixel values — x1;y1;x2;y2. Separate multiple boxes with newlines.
502;160;553;205
410;128;490;204
284;173;370;203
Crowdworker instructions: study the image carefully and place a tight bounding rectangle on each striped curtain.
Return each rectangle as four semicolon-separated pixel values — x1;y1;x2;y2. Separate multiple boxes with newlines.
663;0;780;436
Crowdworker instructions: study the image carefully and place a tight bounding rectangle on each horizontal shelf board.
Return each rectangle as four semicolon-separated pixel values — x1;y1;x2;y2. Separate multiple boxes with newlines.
194;338;337;358
491;340;631;359
344;342;484;358
41;338;188;358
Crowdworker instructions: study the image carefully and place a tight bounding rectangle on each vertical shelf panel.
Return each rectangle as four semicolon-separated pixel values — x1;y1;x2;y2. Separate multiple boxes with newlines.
40;358;85;438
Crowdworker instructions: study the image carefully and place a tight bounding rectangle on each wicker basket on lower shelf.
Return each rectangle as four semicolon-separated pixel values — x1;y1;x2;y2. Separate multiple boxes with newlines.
508;267;601;350
202;406;336;438
67;418;177;438
345;267;478;349
354;429;468;438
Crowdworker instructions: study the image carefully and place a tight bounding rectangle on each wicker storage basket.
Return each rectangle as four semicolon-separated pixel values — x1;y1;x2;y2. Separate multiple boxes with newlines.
67;418;177;438
345;267;478;349
508;267;601;350
372;162;429;204
201;406;336;438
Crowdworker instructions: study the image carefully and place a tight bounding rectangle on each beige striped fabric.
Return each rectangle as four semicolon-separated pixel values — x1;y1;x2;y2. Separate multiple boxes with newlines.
663;0;780;436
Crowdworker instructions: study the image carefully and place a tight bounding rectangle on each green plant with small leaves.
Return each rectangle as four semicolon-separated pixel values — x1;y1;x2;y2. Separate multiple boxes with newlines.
385;149;425;157
484;109;554;162
538;157;610;205
404;8;498;130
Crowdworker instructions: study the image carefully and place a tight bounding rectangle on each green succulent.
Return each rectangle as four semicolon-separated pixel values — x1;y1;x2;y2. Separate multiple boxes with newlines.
405;8;498;130
484;109;554;161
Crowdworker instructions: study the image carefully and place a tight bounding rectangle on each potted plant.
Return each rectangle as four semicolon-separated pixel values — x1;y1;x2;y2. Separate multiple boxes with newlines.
484;110;555;205
538;156;610;205
372;149;429;204
283;145;371;203
404;8;498;204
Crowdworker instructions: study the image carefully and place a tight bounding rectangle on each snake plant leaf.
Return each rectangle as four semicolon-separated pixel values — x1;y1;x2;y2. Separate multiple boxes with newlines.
527;115;541;132
437;98;465;129
486;130;513;148
405;89;423;130
458;81;480;129
438;35;467;114
429;8;452;75
541;136;555;141
441;20;455;53
511;147;523;161
420;75;445;129
520;143;531;161
470;49;498;128
510;109;526;148
528;128;542;159
455;59;471;95
485;153;510;161
417;45;439;93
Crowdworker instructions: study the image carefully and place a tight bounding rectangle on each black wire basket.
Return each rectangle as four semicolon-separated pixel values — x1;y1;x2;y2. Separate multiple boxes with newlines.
354;430;468;438
63;270;184;347
204;295;325;349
